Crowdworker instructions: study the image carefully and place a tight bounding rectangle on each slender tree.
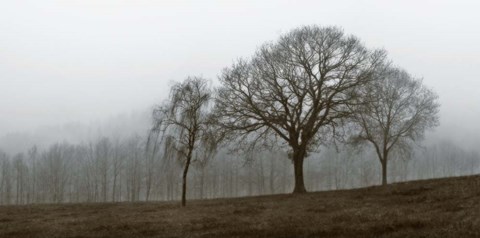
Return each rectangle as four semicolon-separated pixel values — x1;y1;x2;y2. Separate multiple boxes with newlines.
27;146;38;203
350;67;440;185
149;76;216;206
214;25;386;193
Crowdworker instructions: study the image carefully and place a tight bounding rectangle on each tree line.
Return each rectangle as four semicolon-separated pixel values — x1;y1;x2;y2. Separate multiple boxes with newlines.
0;137;477;205
0;25;468;206
149;25;440;205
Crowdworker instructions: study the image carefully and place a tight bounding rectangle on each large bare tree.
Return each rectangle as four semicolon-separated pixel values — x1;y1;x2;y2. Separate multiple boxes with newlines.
214;26;386;193
350;67;440;185
149;76;216;206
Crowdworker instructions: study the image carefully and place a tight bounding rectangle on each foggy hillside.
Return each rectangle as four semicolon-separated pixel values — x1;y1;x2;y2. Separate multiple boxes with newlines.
1;175;479;238
1;1;480;237
0;107;477;156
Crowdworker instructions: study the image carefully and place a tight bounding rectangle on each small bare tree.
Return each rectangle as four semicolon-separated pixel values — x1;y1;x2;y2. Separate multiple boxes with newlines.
214;26;386;193
149;76;215;206
350;67;440;185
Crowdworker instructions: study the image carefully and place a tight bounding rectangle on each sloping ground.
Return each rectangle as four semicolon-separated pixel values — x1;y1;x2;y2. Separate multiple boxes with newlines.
0;175;479;238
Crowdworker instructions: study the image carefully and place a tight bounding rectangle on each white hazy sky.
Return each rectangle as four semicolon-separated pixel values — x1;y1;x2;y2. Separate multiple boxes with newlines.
1;0;480;147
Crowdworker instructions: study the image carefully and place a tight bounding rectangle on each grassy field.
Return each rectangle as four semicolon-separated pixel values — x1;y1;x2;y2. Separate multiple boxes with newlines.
1;175;479;238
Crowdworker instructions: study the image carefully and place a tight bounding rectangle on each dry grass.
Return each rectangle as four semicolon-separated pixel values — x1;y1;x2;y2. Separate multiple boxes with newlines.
1;175;480;237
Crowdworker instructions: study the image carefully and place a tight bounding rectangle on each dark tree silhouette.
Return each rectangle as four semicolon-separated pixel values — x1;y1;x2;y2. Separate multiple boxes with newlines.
214;26;386;193
350;67;440;185
149;76;216;206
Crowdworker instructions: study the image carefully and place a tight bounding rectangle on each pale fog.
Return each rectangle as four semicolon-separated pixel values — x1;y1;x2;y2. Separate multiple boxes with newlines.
1;1;479;154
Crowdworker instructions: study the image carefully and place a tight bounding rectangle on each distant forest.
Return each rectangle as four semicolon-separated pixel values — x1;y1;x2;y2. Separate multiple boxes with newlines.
0;134;478;205
1;25;479;206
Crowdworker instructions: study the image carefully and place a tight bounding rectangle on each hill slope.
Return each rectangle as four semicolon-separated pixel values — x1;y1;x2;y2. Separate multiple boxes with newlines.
1;175;479;238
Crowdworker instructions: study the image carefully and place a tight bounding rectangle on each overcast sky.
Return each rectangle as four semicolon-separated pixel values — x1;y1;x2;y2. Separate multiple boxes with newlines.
1;0;479;148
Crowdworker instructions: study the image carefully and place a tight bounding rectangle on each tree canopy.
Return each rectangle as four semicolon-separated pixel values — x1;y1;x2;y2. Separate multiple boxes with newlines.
214;26;387;193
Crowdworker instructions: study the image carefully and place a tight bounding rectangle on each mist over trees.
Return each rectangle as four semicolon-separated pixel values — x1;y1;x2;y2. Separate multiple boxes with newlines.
148;77;218;206
0;138;478;205
349;67;440;185
215;26;386;193
0;25;476;206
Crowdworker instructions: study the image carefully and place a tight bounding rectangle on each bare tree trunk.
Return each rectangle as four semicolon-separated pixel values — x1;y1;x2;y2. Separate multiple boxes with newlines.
200;167;205;199
292;148;307;193
258;159;265;195
381;159;388;186
247;168;253;196
269;156;275;194
102;170;107;202
181;149;193;207
32;158;36;203
112;164;117;202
